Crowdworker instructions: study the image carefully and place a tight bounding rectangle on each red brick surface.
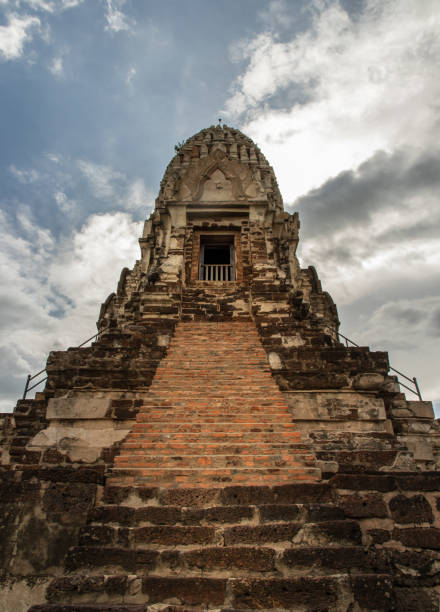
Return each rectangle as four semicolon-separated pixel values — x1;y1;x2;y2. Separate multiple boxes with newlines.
110;321;319;487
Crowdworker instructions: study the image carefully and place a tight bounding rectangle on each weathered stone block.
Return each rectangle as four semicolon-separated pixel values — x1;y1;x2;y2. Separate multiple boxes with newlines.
393;527;440;549
47;397;112;420
135;526;217;546
224;523;301;545
330;474;397;491
352;574;394;610
282;546;388;572
389;494;433;524
340;493;388;518
353;373;385;390
183;505;254;524
231;577;339;609
142;577;227;606
43;482;96;525
259;504;301;522
183;546;275;571
135;506;182;525
396;473;440;491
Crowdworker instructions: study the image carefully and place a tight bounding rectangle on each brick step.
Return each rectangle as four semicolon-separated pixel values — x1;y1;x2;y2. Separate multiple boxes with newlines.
29;606;159;612
162;336;263;341
155;349;268;355
148;380;275;386
107;467;321;487
137;398;288;405
129;422;299;432
139;406;292;415
63;544;382;578
113;454;315;469
112;320;311;487
121;432;303;443
102;482;333;505
139;401;287;408
150;379;274;385
140;392;279;398
88;502;345;526
137;394;281;401
38;574;394;610
65;545;276;573
69;519;360;557
152;355;268;361
118;443;309;455
136;415;294;423
29;573;396;612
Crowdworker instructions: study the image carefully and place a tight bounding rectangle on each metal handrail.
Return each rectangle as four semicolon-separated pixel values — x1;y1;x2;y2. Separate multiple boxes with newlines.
325;325;423;401
22;327;108;400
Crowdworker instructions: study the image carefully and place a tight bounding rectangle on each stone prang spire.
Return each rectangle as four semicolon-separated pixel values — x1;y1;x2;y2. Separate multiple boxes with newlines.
1;124;439;611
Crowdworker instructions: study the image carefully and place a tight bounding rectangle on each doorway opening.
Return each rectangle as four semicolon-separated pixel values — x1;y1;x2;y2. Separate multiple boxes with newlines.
199;234;235;281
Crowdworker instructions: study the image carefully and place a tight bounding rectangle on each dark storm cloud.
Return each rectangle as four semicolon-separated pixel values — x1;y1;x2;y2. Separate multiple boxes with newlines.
294;148;440;236
375;216;440;245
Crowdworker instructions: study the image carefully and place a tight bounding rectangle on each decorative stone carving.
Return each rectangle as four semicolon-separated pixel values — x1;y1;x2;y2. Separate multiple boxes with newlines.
200;168;234;201
158;125;283;209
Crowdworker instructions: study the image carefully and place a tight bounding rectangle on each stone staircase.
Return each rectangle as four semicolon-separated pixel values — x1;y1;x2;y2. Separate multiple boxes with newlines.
25;320;440;611
29;475;440;611
108;320;319;488
29;482;369;610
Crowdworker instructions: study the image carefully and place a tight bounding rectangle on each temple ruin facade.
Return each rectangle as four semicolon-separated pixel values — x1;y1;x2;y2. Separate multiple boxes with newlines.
1;124;439;611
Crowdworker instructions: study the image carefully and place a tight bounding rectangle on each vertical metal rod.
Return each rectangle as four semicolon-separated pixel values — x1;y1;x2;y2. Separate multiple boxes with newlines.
413;377;423;401
23;374;31;399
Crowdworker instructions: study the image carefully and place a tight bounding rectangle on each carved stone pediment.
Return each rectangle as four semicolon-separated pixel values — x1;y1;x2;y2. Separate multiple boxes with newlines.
177;150;267;202
200;169;234;201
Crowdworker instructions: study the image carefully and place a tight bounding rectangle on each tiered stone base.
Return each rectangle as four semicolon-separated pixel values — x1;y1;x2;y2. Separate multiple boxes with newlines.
109;320;319;487
29;475;440;611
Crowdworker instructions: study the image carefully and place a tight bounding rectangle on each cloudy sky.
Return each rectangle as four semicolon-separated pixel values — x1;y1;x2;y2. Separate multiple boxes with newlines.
0;0;439;413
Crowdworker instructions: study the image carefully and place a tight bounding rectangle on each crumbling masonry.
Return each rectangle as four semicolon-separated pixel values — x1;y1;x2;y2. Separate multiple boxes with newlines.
1;124;440;611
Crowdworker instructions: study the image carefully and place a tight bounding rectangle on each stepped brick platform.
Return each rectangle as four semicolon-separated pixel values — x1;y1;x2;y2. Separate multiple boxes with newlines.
110;320;319;487
29;476;440;611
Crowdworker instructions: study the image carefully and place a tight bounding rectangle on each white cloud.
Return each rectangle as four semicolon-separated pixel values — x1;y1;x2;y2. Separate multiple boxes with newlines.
104;0;133;33
224;0;440;201
126;66;136;85
0;1;82;64
20;0;83;12
123;178;152;212
78;158;153;212
0;12;40;60
77;159;124;199
49;212;141;309
48;54;63;76
0;209;141;411
296;147;440;306
45;152;61;163
9;164;40;183
354;297;440;401
257;0;295;30
54;190;76;213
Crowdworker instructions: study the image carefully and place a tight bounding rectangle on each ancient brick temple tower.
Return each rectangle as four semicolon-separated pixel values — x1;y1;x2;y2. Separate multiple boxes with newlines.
1;125;440;611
